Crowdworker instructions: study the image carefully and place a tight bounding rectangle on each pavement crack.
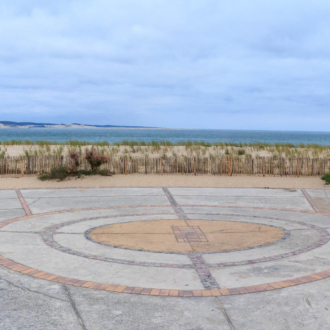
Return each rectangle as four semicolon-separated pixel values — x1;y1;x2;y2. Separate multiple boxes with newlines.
26;197;41;206
0;276;68;302
63;285;88;330
215;297;236;330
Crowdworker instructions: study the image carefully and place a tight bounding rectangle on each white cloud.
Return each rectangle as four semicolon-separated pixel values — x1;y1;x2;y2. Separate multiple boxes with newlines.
0;0;330;129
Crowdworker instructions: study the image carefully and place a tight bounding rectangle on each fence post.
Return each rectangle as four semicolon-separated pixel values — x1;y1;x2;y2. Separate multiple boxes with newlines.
21;158;24;177
229;157;232;176
125;156;127;175
161;157;163;175
297;158;299;177
194;157;196;176
263;157;265;177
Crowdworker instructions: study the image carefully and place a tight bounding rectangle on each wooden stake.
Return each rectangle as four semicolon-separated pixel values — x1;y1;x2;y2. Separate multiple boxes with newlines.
263;157;265;177
194;157;197;176
160;158;163;175
21;158;24;177
297;158;299;177
229;157;232;176
125;156;127;175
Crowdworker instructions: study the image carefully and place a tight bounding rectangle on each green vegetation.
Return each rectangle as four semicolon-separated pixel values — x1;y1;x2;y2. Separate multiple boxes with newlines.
321;173;330;185
38;167;113;181
37;148;112;181
1;139;330;149
38;166;69;181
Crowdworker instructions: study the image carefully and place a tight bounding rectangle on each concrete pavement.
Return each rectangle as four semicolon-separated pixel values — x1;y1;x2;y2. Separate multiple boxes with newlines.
1;187;330;329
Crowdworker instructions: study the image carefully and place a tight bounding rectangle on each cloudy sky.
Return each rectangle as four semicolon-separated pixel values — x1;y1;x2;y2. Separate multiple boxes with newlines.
1;0;330;130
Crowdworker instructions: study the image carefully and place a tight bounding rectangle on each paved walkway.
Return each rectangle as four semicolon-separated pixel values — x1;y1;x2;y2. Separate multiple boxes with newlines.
1;187;330;329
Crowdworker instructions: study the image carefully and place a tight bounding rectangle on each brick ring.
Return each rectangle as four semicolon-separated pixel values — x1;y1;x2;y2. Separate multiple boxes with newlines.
1;205;330;297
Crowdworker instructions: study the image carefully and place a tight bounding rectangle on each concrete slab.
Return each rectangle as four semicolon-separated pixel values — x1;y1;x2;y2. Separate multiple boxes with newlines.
25;195;171;213
0;190;19;199
305;189;327;198
0;267;81;330
0;199;22;210
311;197;330;215
169;187;305;197
175;195;313;211
210;257;328;288
220;277;330;330
21;188;166;198
68;286;231;330
0;209;26;222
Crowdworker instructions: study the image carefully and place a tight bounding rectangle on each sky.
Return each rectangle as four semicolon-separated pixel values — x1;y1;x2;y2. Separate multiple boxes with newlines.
0;0;330;130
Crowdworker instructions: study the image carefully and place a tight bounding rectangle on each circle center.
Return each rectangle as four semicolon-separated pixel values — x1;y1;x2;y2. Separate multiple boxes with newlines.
88;220;286;253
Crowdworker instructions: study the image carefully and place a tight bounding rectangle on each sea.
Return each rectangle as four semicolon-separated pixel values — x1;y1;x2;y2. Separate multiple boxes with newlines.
1;128;330;146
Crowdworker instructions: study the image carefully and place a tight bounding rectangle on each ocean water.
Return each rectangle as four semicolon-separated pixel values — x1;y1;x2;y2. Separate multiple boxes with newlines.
1;128;330;146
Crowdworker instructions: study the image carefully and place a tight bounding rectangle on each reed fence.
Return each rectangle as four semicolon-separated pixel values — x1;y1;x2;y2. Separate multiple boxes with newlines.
0;156;330;177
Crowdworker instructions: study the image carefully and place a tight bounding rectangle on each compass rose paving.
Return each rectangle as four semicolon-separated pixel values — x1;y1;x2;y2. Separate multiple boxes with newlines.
1;187;330;329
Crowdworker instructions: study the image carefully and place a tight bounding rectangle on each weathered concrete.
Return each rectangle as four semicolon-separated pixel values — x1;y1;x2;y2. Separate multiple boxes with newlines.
1;187;330;329
219;277;330;330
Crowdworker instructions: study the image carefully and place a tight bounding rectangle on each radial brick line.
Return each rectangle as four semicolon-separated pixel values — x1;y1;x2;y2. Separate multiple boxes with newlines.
190;253;219;289
162;187;220;289
302;189;321;213
15;189;32;216
162;187;189;220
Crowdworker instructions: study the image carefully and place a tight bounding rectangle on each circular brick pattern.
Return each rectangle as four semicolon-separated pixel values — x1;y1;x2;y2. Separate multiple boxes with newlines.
1;201;330;297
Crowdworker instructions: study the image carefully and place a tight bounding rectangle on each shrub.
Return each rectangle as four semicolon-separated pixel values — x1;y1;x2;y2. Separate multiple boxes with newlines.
237;149;245;155
98;169;113;176
85;147;107;171
38;166;68;181
68;151;80;173
321;173;330;185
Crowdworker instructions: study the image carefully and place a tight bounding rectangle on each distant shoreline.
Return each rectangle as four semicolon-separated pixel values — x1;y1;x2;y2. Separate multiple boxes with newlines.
0;126;171;130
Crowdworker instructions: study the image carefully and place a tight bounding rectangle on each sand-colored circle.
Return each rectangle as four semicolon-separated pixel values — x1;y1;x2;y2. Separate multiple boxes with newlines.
88;220;286;253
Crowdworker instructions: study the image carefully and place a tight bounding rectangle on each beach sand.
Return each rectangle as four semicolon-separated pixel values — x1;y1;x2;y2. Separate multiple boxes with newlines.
0;174;327;189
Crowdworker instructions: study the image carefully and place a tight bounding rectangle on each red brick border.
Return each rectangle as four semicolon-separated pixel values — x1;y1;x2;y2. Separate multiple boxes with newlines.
1;205;330;297
15;189;32;216
0;253;329;297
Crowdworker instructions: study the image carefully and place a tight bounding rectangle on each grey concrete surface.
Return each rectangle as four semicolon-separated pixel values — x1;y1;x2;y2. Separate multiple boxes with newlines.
21;188;166;198
220;277;330;330
1;187;330;329
0;209;26;221
24;195;171;214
